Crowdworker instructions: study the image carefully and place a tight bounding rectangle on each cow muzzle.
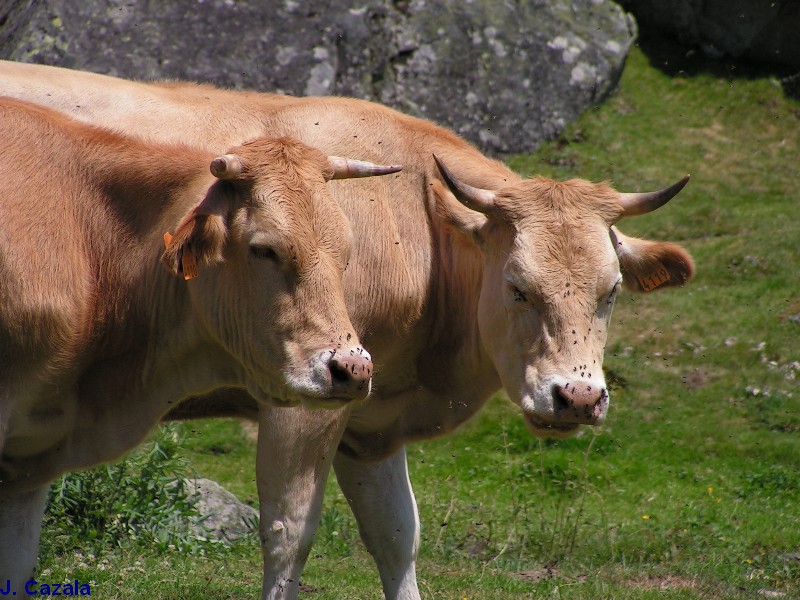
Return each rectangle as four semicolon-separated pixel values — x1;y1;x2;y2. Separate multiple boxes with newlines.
327;346;373;398
521;376;609;438
273;345;374;408
298;345;373;408
554;381;608;424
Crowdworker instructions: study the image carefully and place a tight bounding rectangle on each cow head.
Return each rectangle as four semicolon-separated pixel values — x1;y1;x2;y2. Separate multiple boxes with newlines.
433;155;693;437
162;137;401;408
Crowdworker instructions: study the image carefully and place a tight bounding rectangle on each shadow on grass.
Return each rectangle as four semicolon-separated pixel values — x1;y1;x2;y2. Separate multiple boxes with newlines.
632;30;799;100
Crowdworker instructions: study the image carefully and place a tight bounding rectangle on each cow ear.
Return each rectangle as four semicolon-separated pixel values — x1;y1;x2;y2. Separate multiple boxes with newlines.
430;179;488;245
611;226;695;293
161;188;231;280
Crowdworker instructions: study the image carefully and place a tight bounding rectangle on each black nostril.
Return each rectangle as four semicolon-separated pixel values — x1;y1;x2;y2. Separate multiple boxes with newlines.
329;360;350;384
553;384;569;410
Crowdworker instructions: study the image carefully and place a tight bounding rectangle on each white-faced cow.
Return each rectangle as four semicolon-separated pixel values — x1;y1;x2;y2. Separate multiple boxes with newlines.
0;97;404;597
0;62;695;600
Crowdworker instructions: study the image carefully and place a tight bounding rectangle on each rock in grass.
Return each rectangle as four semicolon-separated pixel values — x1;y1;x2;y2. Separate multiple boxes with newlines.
184;478;259;543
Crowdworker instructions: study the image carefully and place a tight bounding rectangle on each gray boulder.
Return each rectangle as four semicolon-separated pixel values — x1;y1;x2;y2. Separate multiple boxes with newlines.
618;0;800;69
0;0;635;155
184;478;258;542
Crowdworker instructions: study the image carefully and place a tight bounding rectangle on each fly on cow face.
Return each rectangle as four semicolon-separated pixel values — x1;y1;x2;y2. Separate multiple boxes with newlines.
434;155;690;438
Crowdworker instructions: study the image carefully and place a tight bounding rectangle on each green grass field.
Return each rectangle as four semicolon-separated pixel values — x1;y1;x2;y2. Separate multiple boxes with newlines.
37;38;799;599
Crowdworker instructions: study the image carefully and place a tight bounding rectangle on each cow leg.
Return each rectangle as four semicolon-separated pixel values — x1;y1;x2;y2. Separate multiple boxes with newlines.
0;484;50;595
257;404;349;600
333;447;420;600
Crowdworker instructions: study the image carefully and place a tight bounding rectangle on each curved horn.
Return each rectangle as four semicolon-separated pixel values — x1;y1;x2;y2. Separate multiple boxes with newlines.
618;174;690;217
327;156;403;180
210;154;244;180
433;153;496;213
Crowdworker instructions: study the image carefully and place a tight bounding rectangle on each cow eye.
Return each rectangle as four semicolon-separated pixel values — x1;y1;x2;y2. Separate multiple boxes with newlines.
606;278;622;304
510;285;528;303
250;244;279;261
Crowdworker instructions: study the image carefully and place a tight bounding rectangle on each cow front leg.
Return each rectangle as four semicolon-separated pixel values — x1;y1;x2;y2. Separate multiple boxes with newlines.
0;485;50;595
257;404;349;600
333;447;420;600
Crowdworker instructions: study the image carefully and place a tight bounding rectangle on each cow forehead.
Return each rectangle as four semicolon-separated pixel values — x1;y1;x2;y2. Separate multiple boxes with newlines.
514;231;618;291
227;136;348;238
500;223;618;309
495;177;623;224
493;179;621;282
228;137;354;269
245;170;351;274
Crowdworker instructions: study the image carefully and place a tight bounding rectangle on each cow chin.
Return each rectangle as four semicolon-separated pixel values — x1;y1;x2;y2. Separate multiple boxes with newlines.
244;379;300;407
245;377;365;410
522;412;582;439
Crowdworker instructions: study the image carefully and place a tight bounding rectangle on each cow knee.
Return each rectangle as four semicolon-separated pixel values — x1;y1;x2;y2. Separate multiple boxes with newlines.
259;517;315;561
260;519;289;555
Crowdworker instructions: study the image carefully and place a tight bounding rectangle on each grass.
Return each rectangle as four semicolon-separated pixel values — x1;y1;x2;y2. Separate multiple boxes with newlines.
37;35;799;598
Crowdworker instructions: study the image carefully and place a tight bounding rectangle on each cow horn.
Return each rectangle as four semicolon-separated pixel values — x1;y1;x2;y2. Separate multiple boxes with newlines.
327;156;403;180
210;154;244;180
433;153;496;213
618;174;690;217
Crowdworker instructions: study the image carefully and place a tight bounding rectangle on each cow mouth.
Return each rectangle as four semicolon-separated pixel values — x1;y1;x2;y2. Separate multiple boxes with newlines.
523;412;581;439
247;378;359;409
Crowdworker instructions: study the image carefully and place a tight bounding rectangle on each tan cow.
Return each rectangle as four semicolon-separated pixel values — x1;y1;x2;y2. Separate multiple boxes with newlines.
0;61;695;600
0;97;404;597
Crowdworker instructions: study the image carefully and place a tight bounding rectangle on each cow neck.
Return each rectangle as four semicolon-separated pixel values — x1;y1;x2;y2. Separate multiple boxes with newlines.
418;188;499;403
79;135;243;402
339;200;495;461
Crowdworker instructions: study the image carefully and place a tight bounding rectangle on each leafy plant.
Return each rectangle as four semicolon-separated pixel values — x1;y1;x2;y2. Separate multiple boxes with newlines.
42;425;222;556
314;504;356;558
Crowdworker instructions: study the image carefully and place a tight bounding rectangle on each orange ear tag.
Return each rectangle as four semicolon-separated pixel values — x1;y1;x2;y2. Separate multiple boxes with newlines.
163;231;197;280
181;250;198;281
637;262;671;292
